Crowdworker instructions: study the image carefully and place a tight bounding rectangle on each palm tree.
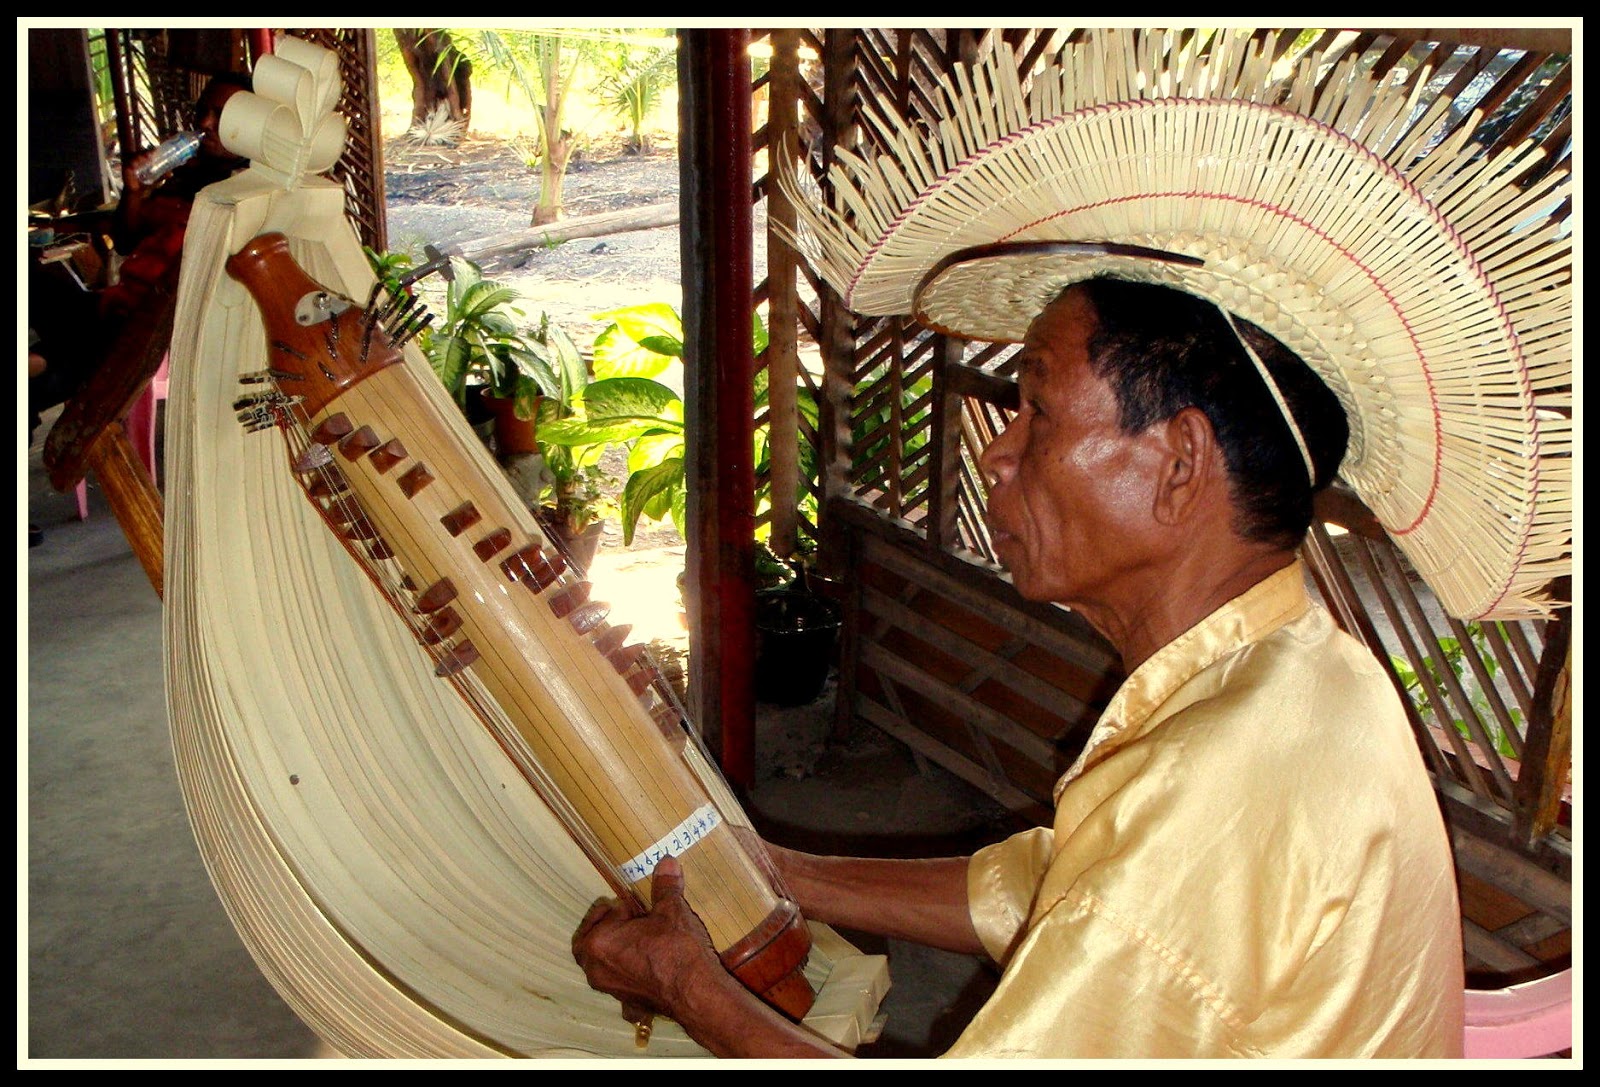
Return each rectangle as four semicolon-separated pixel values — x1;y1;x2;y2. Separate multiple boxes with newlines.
595;33;676;154
456;28;608;226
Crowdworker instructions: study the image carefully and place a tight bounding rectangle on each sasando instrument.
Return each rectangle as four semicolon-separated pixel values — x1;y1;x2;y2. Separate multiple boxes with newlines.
223;230;813;1021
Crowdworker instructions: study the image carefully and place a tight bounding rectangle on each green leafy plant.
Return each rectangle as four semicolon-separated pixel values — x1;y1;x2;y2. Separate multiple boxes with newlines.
447;28;614;225
595;35;676;153
363;246;415;299
539;301;818;548
539;364;686;544
520;314;619;536
421;256;560;420
1390;622;1521;759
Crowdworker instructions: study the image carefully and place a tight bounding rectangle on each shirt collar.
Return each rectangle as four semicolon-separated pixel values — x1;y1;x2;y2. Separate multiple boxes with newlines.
1054;560;1312;802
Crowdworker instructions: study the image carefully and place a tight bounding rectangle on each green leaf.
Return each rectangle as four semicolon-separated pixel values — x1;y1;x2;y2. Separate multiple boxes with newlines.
592;321;678;380
594;302;685;357
508;342;559;398
628;431;685;474
456;280;517;323
580;377;683;426
621;458;685;545
542;320;589;404
538;415;658;447
752;309;769;355
670;486;687;539
511;374;544;419
431;334;472;398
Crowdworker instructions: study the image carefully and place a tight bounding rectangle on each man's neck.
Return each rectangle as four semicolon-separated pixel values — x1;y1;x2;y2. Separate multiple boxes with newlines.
1088;546;1298;673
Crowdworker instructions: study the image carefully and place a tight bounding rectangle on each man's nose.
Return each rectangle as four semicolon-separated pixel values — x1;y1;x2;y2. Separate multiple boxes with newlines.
979;418;1022;489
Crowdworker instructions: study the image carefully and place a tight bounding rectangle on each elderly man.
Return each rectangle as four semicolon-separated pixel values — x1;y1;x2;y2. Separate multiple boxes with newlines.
571;277;1464;1058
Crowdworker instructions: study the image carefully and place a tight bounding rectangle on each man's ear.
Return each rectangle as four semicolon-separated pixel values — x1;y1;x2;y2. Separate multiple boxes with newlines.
1151;407;1219;527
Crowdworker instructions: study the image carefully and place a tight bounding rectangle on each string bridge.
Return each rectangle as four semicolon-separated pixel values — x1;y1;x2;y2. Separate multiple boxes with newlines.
233;383;305;433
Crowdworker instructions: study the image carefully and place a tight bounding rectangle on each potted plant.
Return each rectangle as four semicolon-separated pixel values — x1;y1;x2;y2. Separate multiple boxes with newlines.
536;302;694;545
538;302;815;548
406;253;563;457
750;539;841;706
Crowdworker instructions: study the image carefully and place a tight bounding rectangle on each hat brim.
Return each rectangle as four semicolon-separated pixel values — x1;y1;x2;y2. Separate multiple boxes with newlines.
787;50;1570;619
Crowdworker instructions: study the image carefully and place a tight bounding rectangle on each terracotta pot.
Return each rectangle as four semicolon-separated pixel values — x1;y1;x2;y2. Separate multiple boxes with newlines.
539;506;605;574
483;391;541;457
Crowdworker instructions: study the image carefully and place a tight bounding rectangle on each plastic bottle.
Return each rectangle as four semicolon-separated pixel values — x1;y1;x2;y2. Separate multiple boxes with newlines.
134;130;203;185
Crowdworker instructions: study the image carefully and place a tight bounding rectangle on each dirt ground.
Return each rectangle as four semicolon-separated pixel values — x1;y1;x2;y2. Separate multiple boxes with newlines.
384;131;698;349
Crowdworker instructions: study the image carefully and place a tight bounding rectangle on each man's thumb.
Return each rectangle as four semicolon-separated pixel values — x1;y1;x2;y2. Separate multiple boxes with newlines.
652;854;684;899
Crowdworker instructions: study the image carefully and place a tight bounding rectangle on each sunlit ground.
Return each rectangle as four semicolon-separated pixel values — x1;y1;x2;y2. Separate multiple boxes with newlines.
585;540;690;655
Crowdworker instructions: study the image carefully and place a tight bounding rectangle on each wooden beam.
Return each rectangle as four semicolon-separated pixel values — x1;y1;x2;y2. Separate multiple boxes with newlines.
926;336;967;553
860;643;1062;769
1462;918;1540;974
84;422;164;598
457;202;679;266
854;696;1051;825
860;585;1098;730
1362;27;1573;56
1453;827;1570;926
765;29;803;558
815;29;861;586
680;29;757;788
1515;594;1572;849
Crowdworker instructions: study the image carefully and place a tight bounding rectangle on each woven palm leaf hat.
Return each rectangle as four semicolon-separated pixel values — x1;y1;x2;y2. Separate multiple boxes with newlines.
781;29;1572;621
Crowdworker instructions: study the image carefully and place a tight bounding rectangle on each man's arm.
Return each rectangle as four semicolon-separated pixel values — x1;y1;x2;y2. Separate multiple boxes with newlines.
764;843;985;956
571;845;985;1058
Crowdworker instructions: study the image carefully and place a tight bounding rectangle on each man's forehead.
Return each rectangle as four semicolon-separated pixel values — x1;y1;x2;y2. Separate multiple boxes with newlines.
1016;291;1095;382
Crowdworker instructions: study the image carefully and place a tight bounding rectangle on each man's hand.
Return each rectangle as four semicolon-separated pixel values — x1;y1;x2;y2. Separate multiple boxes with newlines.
570;855;844;1058
571;856;722;1017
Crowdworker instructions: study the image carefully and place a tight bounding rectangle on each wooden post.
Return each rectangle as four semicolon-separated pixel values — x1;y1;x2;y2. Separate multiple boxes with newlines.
765;29;803;560
84;423;165;599
926;335;966;552
814;29;858;587
1515;585;1572;849
680;29;757;788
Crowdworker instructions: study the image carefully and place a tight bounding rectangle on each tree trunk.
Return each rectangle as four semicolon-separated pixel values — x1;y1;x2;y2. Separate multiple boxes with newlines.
394;29;472;128
533;132;573;225
531;47;570;226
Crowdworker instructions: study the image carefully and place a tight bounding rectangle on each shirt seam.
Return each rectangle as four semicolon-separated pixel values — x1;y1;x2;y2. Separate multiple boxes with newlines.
1058;885;1265;1058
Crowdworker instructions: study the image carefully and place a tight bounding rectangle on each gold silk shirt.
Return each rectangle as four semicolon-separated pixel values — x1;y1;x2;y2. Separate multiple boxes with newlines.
944;562;1464;1059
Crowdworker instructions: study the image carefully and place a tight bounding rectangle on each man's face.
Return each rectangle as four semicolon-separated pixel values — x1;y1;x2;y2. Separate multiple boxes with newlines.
979;288;1166;608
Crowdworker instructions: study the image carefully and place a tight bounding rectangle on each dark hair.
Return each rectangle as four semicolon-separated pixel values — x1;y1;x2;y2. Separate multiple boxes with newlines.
203;71;254;95
1068;277;1348;550
193;71;253;121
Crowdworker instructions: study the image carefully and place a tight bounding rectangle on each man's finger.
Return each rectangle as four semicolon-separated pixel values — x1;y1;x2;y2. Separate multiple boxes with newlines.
651;854;684;901
573;897;621;944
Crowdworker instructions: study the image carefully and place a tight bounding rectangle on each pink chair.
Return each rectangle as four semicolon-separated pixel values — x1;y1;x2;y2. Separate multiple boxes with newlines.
72;352;169;520
1463;968;1572;1058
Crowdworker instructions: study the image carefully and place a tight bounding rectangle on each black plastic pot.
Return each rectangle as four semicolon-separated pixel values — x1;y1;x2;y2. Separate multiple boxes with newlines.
754;588;842;707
